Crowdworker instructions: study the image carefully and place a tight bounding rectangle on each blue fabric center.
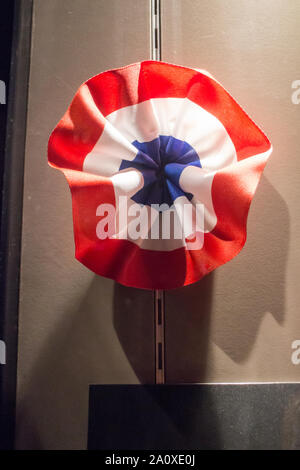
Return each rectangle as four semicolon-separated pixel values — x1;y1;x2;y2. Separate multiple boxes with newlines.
119;135;201;208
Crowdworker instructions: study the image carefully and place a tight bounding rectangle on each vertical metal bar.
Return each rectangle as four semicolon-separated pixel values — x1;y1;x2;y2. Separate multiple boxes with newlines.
154;289;165;384
150;0;165;384
151;0;161;61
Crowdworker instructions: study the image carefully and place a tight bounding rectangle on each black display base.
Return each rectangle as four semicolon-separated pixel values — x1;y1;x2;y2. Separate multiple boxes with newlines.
88;384;300;450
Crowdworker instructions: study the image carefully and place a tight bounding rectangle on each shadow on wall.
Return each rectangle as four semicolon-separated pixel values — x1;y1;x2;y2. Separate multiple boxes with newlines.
114;178;288;379
211;175;289;364
113;273;213;384
112;283;155;383
157;175;289;382
16;276;154;449
114;175;289;384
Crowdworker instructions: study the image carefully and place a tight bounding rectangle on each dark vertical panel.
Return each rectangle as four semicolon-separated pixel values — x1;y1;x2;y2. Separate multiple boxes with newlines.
0;0;33;449
0;1;15;220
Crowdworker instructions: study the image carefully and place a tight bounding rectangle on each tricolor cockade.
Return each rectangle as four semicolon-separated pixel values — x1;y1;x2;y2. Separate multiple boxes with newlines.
48;61;272;289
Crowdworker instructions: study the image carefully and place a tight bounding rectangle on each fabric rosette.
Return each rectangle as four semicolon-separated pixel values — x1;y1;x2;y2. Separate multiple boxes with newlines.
48;61;272;289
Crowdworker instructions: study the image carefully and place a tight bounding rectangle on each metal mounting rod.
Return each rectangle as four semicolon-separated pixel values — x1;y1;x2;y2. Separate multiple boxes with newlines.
151;0;161;61
154;288;165;384
150;0;165;384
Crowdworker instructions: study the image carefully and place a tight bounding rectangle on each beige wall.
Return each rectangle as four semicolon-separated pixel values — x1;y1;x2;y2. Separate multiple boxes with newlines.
16;0;153;450
162;0;300;384
16;0;300;450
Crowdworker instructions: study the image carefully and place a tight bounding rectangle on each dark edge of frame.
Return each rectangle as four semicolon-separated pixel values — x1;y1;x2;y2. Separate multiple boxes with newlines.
0;0;33;450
